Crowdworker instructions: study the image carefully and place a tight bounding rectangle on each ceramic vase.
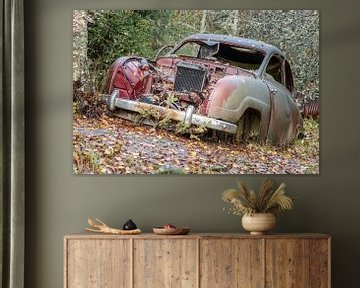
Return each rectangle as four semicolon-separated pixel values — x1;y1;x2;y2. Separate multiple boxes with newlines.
242;213;276;235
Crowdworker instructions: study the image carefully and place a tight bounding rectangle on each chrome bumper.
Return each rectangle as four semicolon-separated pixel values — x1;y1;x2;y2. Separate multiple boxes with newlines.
108;90;237;134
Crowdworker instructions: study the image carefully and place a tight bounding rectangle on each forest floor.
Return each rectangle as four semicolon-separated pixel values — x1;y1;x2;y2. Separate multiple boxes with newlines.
73;113;319;175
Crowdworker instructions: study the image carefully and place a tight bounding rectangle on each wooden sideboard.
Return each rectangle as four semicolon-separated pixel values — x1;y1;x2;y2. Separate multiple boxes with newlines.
64;233;330;288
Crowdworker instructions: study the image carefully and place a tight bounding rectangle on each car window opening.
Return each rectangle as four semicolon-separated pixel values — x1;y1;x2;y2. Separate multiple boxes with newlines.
265;56;284;85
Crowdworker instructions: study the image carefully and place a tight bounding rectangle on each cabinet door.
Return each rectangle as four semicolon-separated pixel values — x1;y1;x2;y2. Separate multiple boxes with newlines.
200;239;264;288
266;239;310;288
66;239;131;288
134;239;198;288
309;239;330;288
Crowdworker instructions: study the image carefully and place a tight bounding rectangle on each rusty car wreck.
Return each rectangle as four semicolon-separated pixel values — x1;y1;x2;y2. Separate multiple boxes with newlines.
104;33;303;145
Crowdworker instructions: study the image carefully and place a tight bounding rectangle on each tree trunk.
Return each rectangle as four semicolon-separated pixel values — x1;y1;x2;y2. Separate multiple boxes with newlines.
200;10;207;33
73;10;89;82
232;10;239;35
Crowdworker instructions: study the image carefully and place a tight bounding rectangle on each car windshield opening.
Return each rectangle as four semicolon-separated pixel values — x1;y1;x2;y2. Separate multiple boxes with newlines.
174;41;264;71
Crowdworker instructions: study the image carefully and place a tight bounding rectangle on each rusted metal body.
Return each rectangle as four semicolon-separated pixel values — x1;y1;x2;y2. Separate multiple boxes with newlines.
302;98;320;118
104;33;303;145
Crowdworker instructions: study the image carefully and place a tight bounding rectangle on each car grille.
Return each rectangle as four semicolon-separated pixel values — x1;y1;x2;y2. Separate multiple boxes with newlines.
174;62;206;92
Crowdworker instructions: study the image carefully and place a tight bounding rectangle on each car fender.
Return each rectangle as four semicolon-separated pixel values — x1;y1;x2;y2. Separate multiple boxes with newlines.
103;56;153;99
207;75;271;131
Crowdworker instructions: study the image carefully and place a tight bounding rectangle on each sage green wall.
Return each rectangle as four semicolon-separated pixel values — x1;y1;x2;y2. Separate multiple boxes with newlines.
24;0;360;287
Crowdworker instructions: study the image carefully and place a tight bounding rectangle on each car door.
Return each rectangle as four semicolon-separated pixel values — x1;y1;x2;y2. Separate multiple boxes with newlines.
263;54;300;145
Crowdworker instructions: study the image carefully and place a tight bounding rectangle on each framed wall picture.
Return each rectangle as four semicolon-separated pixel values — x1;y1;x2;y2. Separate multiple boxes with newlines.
72;10;319;175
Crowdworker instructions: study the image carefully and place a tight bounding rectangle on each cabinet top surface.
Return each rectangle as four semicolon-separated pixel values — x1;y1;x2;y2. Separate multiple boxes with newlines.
64;232;330;240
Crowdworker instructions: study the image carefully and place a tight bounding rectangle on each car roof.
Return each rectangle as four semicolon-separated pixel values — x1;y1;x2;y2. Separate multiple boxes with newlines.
181;33;284;57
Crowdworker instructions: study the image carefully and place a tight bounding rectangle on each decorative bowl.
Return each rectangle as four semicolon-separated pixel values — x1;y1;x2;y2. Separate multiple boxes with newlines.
153;227;190;235
242;213;276;235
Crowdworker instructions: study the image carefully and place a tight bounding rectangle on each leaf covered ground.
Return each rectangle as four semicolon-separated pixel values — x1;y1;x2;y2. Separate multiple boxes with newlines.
73;115;319;175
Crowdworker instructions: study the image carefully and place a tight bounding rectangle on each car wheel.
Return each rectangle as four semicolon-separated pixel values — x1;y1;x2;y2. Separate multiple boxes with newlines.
235;108;261;143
